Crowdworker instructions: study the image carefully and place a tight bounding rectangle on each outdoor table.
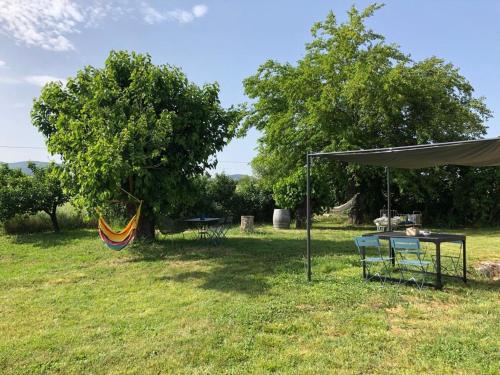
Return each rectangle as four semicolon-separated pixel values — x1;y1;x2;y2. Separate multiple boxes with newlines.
184;218;221;239
364;231;466;289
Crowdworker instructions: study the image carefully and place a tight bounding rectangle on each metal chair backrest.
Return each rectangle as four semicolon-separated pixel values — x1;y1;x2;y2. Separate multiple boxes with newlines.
390;237;420;251
354;236;381;257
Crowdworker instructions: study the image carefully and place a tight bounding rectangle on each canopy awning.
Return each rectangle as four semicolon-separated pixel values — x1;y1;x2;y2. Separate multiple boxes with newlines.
305;137;500;283
309;138;500;169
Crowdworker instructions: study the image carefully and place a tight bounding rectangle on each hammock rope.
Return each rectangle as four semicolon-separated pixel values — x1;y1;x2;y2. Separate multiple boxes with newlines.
97;188;143;251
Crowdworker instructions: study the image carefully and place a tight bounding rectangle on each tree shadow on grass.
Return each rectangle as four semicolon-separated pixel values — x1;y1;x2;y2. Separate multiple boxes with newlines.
461;274;500;292
7;229;96;249
130;233;359;295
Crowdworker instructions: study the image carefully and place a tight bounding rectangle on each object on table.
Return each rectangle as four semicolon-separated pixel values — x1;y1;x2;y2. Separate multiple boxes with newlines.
406;226;420;236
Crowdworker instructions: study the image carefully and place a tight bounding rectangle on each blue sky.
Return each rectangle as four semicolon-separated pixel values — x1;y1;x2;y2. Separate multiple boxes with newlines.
0;0;499;175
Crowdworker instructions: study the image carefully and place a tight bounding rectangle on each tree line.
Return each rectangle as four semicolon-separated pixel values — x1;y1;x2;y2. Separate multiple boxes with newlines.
2;4;496;238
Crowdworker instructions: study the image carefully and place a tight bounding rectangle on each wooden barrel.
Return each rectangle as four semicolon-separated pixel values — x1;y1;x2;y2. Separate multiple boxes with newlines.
273;209;290;229
240;216;254;232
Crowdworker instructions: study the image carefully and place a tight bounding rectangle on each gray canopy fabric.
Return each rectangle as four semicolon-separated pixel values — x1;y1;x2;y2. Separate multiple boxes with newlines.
310;138;500;169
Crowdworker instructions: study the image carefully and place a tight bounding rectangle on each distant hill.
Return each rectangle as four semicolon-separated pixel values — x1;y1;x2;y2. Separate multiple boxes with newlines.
4;163;249;180
228;174;248;181
3;161;51;175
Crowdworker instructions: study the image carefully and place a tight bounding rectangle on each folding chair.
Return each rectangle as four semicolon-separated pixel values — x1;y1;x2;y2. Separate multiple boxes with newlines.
432;241;462;276
354;236;393;284
207;217;232;246
391;237;432;289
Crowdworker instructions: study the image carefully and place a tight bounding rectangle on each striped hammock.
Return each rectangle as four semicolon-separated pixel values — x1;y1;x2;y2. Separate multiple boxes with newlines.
98;203;142;251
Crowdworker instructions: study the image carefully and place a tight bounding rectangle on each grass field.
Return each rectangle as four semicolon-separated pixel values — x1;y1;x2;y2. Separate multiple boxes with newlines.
0;225;499;374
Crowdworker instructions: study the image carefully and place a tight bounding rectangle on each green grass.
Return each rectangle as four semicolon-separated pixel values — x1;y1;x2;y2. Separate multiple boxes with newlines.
0;224;498;374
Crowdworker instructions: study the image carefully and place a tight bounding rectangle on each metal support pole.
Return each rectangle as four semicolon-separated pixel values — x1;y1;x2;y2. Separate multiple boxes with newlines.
386;166;395;265
306;154;312;282
462;239;467;283
386;167;391;232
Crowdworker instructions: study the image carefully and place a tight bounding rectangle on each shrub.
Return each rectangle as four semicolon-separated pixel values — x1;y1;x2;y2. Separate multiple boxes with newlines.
234;176;274;222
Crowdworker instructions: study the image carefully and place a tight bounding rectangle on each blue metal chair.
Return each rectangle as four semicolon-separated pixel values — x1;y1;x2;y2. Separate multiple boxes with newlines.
354;236;393;284
391;237;432;289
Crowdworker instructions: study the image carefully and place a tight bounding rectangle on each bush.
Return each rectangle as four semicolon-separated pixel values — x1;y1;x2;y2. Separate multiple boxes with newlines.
170;174;275;224
234;176;274;222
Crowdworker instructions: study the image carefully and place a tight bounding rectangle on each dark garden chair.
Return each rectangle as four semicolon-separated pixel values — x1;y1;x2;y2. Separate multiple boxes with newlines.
432;241;462;276
158;217;188;247
207;216;232;246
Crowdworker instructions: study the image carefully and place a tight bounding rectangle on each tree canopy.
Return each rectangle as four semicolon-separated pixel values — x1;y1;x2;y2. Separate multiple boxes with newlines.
0;163;68;232
32;51;242;239
243;4;492;224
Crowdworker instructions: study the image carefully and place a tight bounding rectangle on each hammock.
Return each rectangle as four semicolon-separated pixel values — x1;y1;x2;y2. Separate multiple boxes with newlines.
331;194;359;213
98;191;142;251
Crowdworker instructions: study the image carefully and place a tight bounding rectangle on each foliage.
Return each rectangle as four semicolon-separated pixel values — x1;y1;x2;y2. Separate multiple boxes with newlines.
243;4;492;224
0;226;498;373
235;176;274;221
181;174;274;222
31;50;242;239
2;203;96;234
393;166;500;226
207;174;238;216
0;163;68;232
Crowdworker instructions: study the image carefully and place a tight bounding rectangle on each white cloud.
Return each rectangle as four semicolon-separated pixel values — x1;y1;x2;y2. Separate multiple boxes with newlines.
0;1;208;51
24;75;67;87
0;60;6;67
0;0;86;51
141;3;166;24
192;5;208;18
141;2;208;25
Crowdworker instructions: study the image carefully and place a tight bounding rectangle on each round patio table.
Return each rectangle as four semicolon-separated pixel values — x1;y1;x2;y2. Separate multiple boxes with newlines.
184;218;221;239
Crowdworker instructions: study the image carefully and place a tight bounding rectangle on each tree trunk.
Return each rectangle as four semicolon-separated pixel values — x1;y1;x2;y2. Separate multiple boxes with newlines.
136;204;156;241
348;193;362;225
48;209;60;232
295;201;306;229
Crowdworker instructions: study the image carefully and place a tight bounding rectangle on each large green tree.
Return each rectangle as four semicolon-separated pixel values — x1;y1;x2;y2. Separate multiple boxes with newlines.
243;4;491;225
0;163;68;232
32;51;241;239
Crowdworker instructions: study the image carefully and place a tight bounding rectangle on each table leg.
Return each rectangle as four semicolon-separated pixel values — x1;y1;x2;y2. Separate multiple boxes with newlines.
389;240;395;266
462;239;467;283
361;246;366;279
435;242;442;289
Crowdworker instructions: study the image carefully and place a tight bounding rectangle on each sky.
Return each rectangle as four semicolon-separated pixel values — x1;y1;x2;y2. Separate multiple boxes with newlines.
0;0;499;175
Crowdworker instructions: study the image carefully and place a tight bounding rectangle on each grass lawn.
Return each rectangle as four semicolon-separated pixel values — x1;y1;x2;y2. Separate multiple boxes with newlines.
0;224;498;374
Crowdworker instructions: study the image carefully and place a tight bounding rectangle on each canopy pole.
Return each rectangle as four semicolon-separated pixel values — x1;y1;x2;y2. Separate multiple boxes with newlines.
306;153;312;281
386;166;391;232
